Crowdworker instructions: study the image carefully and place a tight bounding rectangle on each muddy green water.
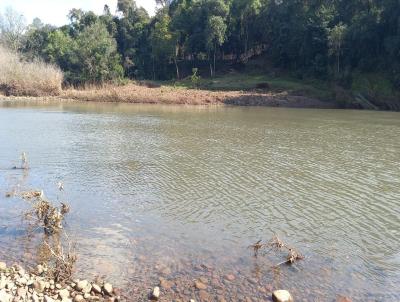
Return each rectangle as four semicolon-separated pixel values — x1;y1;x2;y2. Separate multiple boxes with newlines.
0;101;399;301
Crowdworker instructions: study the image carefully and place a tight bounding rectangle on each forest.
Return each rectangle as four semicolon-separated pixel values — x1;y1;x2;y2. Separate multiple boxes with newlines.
1;0;400;107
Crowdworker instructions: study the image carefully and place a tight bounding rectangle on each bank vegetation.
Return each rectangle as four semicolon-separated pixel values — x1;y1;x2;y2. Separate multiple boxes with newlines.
1;0;400;110
0;47;62;97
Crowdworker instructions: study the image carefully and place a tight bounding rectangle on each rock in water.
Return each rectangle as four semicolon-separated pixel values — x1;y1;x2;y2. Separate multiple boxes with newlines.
0;263;6;271
337;297;352;302
76;280;88;291
36;265;44;275
91;283;101;294
224;274;236;282
195;280;207;290
272;290;294;302
151;287;160;300
103;283;113;296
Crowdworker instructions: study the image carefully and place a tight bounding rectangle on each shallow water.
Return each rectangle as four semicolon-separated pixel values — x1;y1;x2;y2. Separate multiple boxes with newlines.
0;101;399;301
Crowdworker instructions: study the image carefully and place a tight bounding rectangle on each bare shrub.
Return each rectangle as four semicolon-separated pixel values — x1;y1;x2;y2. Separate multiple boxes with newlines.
0;46;63;96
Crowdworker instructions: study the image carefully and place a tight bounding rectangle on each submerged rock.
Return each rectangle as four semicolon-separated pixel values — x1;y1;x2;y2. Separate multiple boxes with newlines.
224;274;236;282
194;280;207;290
272;290;294;302
159;279;174;290
337;297;352;302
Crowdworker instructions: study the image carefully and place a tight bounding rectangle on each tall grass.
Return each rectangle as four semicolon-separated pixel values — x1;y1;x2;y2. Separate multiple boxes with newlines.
0;47;63;96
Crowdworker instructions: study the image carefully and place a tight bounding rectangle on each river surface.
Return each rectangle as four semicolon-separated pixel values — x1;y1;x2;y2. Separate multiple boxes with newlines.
0;101;399;301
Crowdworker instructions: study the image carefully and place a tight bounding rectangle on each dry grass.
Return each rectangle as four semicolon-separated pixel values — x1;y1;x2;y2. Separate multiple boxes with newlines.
0;47;63;96
62;83;230;105
61;82;333;108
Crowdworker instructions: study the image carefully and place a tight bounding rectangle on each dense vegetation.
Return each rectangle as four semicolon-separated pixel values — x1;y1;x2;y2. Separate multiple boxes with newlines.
1;0;400;107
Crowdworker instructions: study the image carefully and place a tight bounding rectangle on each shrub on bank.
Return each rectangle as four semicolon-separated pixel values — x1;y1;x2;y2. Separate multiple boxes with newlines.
0;47;63;96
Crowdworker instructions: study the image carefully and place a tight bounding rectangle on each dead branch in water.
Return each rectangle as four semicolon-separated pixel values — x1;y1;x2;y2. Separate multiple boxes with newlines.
42;232;77;282
12;152;29;170
249;234;304;266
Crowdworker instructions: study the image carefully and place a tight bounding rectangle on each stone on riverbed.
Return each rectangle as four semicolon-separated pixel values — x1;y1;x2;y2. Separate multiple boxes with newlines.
43;295;55;302
272;290;294;302
58;289;70;299
76;280;88;291
103;283;113;296
92;283;102;294
0;263;6;271
337;297;352;302
194;281;207;290
36;265;44;275
0;289;12;302
33;280;46;293
224;274;236;282
159;279;174;290
151;286;160;300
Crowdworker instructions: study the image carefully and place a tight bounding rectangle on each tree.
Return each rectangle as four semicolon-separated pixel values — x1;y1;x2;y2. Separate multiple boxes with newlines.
329;23;347;74
0;7;26;51
117;0;137;17
115;1;150;78
75;21;123;83
150;13;180;79
206;16;227;77
23;22;55;60
155;0;174;8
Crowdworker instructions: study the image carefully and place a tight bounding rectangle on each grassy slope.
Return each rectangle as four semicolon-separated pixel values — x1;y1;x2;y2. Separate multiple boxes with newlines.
161;69;399;110
168;72;333;101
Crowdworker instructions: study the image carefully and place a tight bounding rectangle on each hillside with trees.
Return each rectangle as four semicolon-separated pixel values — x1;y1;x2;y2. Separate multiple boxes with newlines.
1;0;400;109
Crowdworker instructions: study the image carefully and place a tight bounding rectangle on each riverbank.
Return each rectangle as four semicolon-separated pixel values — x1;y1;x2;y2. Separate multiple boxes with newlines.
0;83;336;109
0;261;120;302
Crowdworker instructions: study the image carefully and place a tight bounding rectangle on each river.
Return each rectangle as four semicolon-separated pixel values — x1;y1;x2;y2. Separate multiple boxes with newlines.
0;101;399;301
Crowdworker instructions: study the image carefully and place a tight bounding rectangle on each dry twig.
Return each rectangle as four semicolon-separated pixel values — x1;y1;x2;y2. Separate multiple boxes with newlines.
249;234;304;266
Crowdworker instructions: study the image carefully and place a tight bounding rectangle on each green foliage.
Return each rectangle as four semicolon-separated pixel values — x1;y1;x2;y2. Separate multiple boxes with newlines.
7;0;400;102
42;22;123;84
190;68;201;87
74;22;123;83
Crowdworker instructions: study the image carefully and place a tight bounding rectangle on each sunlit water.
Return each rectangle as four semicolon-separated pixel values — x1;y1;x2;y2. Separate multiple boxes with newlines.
0;101;399;301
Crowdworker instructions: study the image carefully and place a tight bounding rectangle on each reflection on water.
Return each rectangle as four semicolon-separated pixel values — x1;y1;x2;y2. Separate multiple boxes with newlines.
0;100;399;301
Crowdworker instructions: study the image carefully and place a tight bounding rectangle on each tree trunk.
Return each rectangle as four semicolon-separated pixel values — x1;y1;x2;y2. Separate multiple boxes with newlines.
152;57;155;81
174;57;180;80
209;52;213;77
213;45;216;77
